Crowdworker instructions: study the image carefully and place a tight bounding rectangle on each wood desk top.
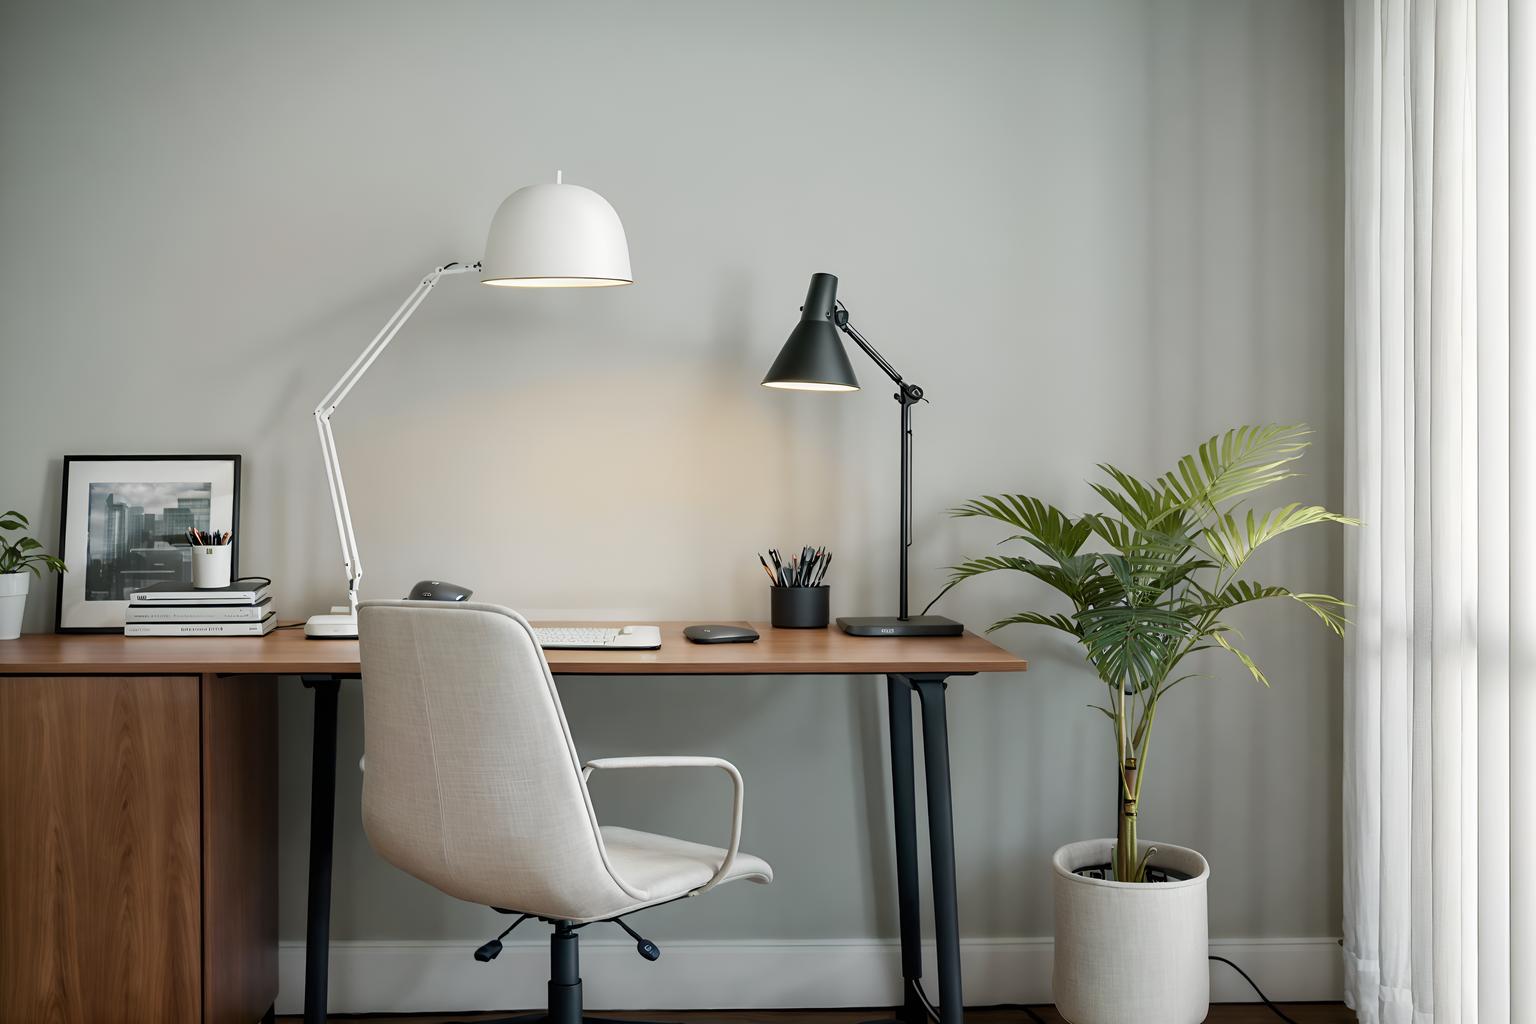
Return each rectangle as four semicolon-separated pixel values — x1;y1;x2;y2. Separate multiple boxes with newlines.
0;622;1027;677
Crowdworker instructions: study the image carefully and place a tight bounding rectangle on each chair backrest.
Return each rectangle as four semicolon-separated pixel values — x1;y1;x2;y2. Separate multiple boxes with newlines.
357;600;634;919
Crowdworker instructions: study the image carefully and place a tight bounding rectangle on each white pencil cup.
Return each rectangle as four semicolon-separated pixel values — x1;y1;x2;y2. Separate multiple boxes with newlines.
191;546;233;589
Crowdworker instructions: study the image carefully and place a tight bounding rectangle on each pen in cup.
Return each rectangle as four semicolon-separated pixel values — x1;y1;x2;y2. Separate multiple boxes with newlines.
758;546;831;588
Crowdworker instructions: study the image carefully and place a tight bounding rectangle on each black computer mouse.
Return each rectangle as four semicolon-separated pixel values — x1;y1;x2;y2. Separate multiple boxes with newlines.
683;624;760;644
408;580;474;602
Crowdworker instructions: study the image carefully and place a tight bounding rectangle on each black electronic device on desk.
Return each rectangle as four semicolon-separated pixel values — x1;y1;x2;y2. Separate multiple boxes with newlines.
409;580;474;602
684;624;760;644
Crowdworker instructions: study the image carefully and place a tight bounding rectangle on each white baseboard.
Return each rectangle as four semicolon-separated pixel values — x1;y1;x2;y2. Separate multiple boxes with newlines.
276;936;1343;1015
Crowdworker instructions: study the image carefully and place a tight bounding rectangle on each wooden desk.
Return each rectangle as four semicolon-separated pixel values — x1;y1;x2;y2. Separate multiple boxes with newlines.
0;624;1026;1024
0;622;1024;676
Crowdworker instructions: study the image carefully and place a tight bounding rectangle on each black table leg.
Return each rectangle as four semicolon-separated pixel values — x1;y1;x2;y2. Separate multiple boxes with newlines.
912;678;963;1024
301;676;342;1024
886;675;927;1024
885;674;966;1024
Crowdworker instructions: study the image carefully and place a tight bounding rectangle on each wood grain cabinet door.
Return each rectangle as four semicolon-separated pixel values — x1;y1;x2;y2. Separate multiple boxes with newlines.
200;674;277;1024
0;675;202;1024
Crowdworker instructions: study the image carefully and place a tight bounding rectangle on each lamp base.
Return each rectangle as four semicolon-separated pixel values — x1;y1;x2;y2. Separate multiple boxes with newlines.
836;615;964;638
305;612;358;639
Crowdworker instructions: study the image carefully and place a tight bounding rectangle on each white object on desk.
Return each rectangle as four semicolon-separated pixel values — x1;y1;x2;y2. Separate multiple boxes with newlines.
533;624;661;649
191;546;233;589
0;572;27;641
306;172;632;641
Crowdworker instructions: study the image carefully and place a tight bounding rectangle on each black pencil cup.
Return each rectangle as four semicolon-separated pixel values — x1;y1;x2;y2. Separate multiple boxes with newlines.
771;586;830;628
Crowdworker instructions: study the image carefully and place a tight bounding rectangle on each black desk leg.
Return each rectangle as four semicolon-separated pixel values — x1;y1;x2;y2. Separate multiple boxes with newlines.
886;675;927;1024
887;675;965;1024
301;676;342;1024
912;678;963;1024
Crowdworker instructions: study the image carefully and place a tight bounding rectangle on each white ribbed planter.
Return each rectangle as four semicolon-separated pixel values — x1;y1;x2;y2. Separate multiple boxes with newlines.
0;572;29;640
1052;839;1210;1024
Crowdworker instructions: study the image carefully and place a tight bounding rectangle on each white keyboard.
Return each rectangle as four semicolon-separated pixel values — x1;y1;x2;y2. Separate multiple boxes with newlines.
533;625;662;650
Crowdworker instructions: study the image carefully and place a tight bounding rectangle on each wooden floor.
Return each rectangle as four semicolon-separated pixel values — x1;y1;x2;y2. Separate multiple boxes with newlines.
282;1005;1356;1023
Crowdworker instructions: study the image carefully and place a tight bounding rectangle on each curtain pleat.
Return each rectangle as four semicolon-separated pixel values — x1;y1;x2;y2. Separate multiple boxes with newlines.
1508;0;1536;1015
1344;1;1530;1022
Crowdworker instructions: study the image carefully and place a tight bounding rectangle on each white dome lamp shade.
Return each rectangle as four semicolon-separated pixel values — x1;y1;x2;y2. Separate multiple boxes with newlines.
480;172;633;288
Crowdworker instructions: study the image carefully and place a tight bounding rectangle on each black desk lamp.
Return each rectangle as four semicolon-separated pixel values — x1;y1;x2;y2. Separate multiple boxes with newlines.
762;272;963;637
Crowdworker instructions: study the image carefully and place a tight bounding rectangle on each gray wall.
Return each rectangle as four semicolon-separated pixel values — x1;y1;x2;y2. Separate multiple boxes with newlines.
0;0;1344;944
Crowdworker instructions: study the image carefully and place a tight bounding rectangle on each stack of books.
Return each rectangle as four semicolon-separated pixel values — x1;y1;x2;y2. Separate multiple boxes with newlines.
125;579;277;637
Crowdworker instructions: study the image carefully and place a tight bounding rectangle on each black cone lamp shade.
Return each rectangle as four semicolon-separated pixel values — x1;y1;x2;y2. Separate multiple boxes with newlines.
762;274;860;392
760;272;963;638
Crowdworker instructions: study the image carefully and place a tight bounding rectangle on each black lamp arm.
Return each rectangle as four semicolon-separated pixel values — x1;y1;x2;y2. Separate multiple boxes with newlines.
834;303;926;620
835;304;925;400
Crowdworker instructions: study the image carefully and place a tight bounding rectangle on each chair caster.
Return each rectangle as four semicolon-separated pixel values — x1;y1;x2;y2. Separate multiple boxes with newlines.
612;916;661;961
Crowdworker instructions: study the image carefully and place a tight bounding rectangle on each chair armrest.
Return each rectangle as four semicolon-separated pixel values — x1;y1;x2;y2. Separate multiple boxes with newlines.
582;756;744;894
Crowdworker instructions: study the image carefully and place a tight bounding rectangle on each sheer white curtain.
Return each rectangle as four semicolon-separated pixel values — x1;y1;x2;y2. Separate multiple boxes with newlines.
1344;1;1536;1022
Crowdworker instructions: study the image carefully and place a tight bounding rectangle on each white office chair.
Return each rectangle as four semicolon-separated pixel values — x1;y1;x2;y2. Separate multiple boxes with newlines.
357;600;773;1024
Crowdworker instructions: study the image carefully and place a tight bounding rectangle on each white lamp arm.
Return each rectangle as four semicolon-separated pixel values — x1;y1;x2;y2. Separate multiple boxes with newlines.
313;261;479;612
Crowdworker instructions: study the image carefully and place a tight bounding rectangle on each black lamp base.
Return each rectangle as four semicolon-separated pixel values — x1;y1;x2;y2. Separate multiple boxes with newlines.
837;615;964;638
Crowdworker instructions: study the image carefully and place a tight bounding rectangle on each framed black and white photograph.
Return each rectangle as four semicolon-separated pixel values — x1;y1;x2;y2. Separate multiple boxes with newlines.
55;455;241;632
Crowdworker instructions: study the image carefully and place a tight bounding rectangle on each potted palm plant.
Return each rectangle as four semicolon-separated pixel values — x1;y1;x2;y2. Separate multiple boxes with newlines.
933;425;1354;1024
0;510;67;640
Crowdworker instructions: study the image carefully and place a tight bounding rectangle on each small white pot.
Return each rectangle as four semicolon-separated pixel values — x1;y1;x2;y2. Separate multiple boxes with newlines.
0;572;30;640
1052;838;1210;1024
191;545;232;589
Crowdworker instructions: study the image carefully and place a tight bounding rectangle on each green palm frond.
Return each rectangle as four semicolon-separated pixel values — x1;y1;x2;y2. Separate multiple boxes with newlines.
940;555;1086;601
1091;464;1186;533
1158;424;1313;514
1211;629;1269;686
1075;569;1129;610
1085;512;1198;564
1085;513;1135;553
988;611;1082;637
1087;704;1117;728
1152;556;1217;596
1289;593;1351;634
1156;672;1207;699
1203;503;1362;569
1077;604;1194;689
1199;579;1350;634
951;495;1093;563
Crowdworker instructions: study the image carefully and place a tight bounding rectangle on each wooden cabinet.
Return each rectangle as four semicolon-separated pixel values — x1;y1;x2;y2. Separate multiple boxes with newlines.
0;673;276;1024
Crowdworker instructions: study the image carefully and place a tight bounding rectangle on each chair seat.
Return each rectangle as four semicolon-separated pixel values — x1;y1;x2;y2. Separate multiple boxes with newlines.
600;825;773;908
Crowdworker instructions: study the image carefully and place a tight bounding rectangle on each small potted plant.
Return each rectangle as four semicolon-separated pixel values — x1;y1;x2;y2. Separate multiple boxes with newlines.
933;425;1355;1024
0;510;67;640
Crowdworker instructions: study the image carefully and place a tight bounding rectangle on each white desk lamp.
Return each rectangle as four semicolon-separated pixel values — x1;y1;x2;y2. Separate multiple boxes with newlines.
306;173;632;639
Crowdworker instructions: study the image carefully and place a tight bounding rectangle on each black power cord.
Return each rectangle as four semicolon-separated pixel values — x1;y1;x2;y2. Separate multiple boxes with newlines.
912;954;1300;1024
1209;954;1302;1024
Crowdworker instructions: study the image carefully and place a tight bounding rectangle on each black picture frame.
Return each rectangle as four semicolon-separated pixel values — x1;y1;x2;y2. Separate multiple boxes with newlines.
55;454;242;633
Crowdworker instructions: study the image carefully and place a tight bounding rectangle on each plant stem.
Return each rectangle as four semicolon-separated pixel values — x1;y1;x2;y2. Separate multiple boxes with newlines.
1116;753;1139;880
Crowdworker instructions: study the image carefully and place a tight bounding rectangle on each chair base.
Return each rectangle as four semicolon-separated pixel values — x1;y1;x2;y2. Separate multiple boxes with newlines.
440;921;678;1024
448;1017;667;1024
442;1019;663;1024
